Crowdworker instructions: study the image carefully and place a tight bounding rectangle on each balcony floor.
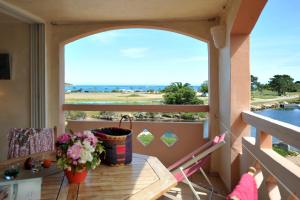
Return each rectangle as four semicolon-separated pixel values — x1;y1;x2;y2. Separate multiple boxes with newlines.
159;172;228;200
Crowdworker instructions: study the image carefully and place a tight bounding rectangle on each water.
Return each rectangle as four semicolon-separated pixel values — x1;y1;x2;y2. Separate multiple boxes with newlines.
251;108;300;150
65;85;200;92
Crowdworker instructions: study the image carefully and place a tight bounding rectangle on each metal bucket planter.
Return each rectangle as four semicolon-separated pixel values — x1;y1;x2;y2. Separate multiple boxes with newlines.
92;116;132;166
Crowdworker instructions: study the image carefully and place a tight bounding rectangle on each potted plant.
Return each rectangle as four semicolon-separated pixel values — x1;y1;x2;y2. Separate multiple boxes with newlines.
55;131;104;184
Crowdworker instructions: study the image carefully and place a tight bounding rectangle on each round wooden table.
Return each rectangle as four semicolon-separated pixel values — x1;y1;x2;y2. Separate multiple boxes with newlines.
41;153;177;200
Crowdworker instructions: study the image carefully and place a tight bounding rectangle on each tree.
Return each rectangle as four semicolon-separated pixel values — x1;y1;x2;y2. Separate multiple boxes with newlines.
268;74;295;96
251;75;261;91
295;81;300;92
199;81;208;95
162;82;203;104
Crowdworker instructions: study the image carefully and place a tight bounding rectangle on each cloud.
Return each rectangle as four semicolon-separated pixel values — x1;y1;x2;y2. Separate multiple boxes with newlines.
89;31;121;43
120;48;149;58
173;56;208;63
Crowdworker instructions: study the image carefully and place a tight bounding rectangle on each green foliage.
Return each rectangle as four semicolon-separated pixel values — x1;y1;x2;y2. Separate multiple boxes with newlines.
65;111;87;120
268;74;295;96
180;113;197;120
251;75;264;92
199;81;208;94
180;112;207;120
273;146;299;157
111;89;121;93
123;94;141;97
91;111;116;120
162;82;203;104
147;89;155;93
295;81;300;92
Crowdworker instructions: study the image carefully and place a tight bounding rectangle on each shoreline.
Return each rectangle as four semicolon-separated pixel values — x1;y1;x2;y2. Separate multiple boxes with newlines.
251;95;300;111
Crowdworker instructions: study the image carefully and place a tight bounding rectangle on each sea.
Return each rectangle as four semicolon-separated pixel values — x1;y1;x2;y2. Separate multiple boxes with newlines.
64;85;200;92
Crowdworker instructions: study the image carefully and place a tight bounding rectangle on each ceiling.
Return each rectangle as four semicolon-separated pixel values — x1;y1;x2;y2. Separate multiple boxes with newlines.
3;0;228;23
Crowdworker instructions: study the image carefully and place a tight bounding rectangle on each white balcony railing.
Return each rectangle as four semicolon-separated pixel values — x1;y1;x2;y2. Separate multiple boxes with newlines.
242;111;300;199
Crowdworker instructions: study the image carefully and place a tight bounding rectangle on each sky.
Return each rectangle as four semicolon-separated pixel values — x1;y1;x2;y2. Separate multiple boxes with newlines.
251;0;300;83
65;1;300;85
65;29;208;85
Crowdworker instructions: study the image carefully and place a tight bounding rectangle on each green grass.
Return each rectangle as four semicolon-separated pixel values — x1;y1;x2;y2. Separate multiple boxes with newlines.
252;90;278;99
252;90;300;100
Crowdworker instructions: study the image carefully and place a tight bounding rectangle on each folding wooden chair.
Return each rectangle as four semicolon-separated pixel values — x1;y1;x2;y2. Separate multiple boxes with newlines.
165;133;226;200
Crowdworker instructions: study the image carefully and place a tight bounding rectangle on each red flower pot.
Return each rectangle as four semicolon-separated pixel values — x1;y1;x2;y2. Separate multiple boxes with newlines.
64;169;87;184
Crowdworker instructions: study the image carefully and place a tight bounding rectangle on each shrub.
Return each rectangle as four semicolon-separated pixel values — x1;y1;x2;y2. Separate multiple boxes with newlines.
163;82;203;104
65;111;87;120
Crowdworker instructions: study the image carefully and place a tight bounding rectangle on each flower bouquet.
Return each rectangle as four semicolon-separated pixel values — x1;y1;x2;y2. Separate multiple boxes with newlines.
56;131;105;183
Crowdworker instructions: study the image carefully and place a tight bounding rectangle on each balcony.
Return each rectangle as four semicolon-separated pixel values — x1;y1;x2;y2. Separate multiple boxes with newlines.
1;0;300;199
62;105;300;199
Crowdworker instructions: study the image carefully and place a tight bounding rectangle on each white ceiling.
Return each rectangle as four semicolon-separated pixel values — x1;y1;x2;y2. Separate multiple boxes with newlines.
3;0;228;23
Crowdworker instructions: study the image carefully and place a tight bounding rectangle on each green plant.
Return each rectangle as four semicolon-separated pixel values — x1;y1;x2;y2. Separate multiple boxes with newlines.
65;111;87;120
180;113;197;120
199;81;208;94
163;82;203;104
273;146;299;157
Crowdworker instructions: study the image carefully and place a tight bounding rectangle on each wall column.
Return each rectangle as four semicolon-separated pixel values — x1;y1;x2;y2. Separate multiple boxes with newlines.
30;24;46;128
229;34;251;187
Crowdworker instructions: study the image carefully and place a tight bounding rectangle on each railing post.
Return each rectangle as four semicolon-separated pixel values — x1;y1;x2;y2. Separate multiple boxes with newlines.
256;129;272;149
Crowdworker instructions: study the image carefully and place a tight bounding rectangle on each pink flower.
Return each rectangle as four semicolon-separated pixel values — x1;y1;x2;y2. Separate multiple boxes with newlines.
57;133;71;143
67;143;82;160
86;135;98;147
83;131;98;147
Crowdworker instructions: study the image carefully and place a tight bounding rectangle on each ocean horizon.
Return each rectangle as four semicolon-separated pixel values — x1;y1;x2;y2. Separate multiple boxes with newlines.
65;84;201;92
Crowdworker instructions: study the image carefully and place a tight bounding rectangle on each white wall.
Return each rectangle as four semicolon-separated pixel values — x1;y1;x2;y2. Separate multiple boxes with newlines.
0;20;30;161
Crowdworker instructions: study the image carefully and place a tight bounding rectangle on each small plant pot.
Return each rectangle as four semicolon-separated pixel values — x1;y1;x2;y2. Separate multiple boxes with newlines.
64;169;87;184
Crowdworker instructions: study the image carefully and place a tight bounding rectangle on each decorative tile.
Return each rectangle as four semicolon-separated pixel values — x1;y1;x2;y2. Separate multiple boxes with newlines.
161;131;178;147
137;129;154;146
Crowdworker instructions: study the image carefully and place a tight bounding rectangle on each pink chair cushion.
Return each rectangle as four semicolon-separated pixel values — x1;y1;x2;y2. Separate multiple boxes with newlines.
173;156;210;182
227;173;257;200
169;133;226;182
7;128;55;159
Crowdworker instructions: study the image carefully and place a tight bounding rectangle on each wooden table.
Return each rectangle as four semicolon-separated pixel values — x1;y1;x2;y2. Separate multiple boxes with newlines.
41;153;177;200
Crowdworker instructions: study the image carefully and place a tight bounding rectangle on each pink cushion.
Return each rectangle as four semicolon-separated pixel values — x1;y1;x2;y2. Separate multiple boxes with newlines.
7;128;55;159
173;156;210;182
169;133;226;182
227;173;258;200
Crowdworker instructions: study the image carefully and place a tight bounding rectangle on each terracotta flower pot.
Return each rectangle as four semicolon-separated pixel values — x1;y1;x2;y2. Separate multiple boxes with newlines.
64;169;87;184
